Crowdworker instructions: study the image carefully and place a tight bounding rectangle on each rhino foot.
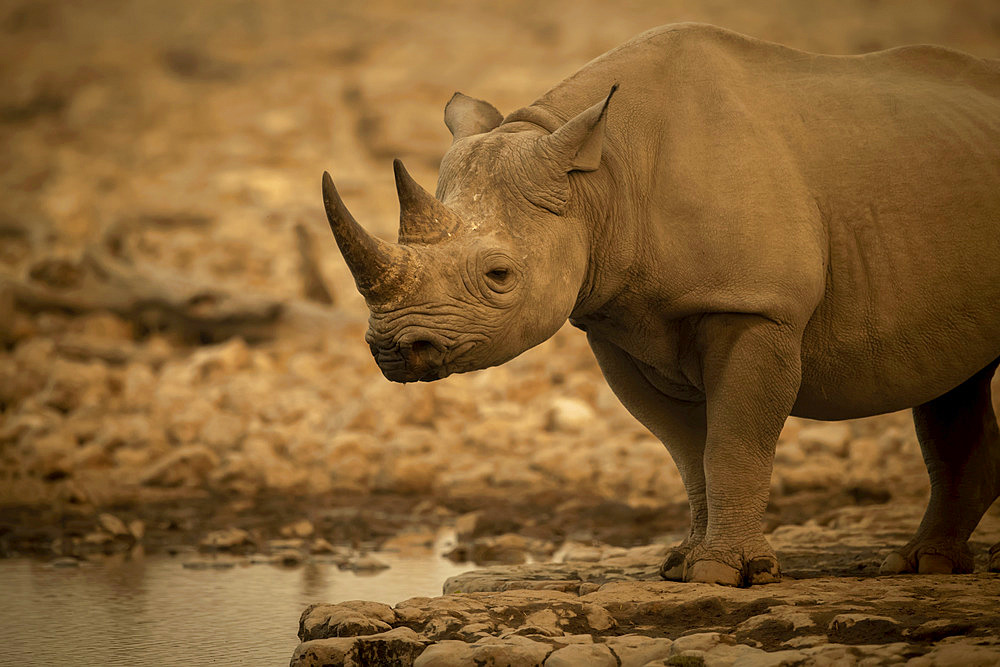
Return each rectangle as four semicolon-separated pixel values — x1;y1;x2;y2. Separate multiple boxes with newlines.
659;546;692;581
879;540;975;575
682;540;780;587
990;543;1000;573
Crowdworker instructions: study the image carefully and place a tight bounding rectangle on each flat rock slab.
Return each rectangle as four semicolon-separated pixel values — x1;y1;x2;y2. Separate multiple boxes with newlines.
290;505;1000;665
290;572;1000;666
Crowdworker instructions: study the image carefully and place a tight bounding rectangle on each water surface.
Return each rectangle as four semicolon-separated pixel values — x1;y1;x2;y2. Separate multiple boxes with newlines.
0;551;472;667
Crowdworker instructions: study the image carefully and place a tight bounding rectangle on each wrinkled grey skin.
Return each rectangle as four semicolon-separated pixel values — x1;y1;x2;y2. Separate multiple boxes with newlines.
323;24;1000;586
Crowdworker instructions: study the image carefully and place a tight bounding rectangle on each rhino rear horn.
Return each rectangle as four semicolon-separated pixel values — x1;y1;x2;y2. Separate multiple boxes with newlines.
444;92;503;141
394;159;461;243
322;171;411;300
544;84;617;172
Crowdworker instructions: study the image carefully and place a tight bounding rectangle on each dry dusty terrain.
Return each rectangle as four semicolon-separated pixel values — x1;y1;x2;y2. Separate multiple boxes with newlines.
1;1;1000;665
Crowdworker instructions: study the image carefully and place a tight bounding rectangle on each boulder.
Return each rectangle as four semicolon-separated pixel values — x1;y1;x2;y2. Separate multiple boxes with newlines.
414;636;550;667
603;635;674;667
291;627;424;667
299;601;396;641
447;533;555;566
827;613;902;644
544;643;616;666
908;641;1000;667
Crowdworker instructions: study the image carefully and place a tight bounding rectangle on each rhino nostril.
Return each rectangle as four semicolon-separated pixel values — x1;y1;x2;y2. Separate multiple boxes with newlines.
409;340;434;356
398;338;443;369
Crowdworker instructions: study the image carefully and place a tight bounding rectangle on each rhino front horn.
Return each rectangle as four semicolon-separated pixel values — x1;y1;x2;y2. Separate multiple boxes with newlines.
393;159;460;243
322;171;411;300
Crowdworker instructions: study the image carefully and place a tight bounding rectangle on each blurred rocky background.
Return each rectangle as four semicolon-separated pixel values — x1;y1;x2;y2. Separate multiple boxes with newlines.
1;0;999;567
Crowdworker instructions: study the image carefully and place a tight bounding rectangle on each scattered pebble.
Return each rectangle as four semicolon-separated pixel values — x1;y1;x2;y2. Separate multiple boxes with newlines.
280;520;315;539
97;513;131;538
341;554;390;572
200;528;253;551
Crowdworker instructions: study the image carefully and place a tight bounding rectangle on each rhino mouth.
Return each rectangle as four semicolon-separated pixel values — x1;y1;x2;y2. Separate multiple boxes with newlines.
370;340;452;384
376;358;447;383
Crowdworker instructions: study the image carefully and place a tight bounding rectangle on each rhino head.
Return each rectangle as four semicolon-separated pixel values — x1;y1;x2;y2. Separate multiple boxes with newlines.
322;87;616;383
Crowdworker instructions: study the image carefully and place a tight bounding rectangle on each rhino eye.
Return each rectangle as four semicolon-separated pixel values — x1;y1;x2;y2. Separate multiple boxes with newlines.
483;266;515;295
486;268;509;282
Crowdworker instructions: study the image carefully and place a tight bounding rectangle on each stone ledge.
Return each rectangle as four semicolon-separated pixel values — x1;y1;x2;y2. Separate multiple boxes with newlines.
290;563;1000;666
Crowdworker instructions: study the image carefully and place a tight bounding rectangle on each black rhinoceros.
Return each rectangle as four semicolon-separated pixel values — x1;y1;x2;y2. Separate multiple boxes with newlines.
321;24;1000;586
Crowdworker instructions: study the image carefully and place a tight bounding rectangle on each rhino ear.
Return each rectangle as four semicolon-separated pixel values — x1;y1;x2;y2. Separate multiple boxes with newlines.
444;92;503;141
546;84;617;173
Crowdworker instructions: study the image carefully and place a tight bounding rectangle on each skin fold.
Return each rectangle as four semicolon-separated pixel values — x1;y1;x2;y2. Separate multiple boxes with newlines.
322;23;1000;586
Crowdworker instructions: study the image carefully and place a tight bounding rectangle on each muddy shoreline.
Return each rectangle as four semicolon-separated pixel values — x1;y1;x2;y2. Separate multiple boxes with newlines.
0;484;951;578
0;479;906;558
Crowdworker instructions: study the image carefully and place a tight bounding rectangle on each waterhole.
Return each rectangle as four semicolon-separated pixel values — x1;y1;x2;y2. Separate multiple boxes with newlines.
0;551;472;666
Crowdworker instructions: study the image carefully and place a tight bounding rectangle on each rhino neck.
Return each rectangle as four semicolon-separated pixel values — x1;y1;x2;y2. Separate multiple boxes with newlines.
503;103;645;321
567;135;642;321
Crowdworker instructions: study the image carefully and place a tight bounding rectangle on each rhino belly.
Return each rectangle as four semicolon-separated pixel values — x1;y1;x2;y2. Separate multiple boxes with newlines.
792;354;998;421
792;282;1000;421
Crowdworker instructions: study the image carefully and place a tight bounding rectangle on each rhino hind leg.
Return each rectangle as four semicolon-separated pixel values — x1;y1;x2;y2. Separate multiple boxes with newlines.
881;358;1000;575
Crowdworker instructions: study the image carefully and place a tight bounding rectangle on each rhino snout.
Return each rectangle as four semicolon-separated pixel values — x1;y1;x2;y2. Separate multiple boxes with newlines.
367;329;451;383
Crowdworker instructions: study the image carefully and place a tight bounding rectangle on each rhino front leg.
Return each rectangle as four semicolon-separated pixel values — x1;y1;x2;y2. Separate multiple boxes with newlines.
587;335;708;581
683;314;802;587
881;357;1000;575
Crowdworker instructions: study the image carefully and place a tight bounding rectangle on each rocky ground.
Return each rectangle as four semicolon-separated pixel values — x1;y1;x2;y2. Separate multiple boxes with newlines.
292;535;1000;666
2;1;1000;666
288;507;1000;666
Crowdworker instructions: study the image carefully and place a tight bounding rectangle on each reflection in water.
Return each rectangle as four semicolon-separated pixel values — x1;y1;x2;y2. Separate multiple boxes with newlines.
0;550;473;667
